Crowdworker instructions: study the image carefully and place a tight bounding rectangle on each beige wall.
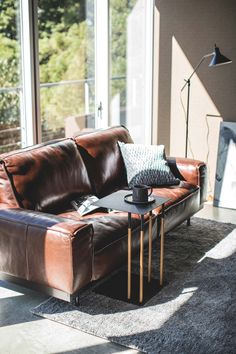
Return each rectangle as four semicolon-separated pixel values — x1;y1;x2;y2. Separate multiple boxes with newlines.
153;0;236;199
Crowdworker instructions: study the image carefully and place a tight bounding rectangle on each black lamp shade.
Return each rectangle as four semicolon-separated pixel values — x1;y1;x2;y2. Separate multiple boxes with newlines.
209;45;232;67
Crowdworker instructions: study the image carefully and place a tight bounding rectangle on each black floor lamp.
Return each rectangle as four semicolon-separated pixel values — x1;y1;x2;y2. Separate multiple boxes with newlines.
181;44;232;158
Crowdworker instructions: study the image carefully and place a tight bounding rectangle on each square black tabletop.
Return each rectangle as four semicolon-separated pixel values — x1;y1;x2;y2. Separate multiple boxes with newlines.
93;190;169;215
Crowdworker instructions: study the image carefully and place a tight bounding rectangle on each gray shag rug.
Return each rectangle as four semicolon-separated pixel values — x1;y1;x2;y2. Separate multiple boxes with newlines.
32;218;236;354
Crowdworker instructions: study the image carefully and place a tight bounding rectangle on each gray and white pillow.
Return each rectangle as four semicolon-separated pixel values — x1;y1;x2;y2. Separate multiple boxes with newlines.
118;142;179;187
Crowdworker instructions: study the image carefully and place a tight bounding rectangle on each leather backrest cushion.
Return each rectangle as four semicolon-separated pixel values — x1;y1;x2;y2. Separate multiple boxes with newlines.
0;162;19;207
0;139;92;213
74;126;134;196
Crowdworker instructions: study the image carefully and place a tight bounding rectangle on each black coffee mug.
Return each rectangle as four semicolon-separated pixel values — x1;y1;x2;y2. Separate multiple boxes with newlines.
132;184;153;202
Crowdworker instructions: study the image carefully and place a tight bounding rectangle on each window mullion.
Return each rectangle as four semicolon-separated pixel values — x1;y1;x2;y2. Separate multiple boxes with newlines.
20;0;41;147
95;0;109;128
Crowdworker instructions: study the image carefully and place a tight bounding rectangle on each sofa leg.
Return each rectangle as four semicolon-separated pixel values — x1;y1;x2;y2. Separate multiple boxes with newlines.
70;294;80;307
187;218;191;226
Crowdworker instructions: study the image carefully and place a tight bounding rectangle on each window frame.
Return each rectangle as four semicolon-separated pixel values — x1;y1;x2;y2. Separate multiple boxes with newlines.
14;0;154;147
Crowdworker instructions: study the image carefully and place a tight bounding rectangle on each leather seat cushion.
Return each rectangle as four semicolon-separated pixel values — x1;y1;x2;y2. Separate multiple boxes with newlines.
59;210;154;281
58;210;149;252
151;181;199;214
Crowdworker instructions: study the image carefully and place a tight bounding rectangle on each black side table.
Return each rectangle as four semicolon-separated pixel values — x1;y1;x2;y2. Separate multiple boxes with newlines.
93;190;169;304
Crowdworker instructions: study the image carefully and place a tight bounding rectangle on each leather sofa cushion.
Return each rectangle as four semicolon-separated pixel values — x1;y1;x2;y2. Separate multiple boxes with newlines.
0;139;92;213
59;181;198;251
58;210;145;251
74;126;133;197
151;181;199;213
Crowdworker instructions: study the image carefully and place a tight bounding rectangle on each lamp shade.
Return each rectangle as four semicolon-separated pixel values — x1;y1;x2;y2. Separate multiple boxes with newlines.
209;45;232;67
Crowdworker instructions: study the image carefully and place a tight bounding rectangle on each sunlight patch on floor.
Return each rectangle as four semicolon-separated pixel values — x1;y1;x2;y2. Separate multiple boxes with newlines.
0;286;23;299
198;229;236;263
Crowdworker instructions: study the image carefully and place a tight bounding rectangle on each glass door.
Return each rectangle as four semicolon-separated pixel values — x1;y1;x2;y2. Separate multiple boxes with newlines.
37;0;95;141
109;0;154;143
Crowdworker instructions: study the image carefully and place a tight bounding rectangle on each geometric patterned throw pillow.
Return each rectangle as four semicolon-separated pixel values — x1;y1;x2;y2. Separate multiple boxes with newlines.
118;142;180;187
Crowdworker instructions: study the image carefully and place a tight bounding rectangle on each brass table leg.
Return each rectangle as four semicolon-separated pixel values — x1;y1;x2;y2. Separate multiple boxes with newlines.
140;215;144;303
160;205;165;286
128;213;132;300
148;211;152;283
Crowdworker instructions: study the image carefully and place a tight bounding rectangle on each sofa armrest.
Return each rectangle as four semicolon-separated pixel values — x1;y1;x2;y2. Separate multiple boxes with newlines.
0;207;93;295
168;157;208;205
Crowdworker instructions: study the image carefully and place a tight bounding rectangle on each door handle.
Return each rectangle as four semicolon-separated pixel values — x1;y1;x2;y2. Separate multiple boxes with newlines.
97;101;103;119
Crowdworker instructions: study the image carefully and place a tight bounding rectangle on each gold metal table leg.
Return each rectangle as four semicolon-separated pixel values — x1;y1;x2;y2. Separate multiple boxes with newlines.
148;211;152;283
128;213;132;300
139;230;144;303
160;206;165;286
139;215;144;303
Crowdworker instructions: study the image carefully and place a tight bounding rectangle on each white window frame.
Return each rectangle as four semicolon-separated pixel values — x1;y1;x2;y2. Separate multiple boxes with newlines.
94;0;109;128
145;0;154;144
20;0;41;147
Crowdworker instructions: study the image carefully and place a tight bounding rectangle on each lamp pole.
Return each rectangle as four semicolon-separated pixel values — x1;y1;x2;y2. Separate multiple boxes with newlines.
185;79;190;158
181;53;213;158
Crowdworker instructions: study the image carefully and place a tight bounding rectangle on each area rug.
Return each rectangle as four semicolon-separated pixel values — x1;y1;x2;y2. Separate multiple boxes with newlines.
32;218;236;354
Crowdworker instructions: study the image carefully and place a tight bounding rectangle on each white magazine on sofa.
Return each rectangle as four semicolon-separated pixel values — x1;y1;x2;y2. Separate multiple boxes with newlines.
71;194;121;216
71;195;100;216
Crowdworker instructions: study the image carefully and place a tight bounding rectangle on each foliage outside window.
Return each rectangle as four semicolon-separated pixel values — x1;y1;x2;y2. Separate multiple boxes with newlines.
0;0;21;152
38;0;94;140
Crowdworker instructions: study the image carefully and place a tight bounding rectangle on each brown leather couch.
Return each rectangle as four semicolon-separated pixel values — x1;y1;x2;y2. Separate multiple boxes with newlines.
0;126;207;303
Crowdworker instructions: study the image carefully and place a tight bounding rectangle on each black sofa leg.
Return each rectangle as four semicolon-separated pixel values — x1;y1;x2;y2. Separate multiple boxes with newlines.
187;218;191;226
70;294;80;307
